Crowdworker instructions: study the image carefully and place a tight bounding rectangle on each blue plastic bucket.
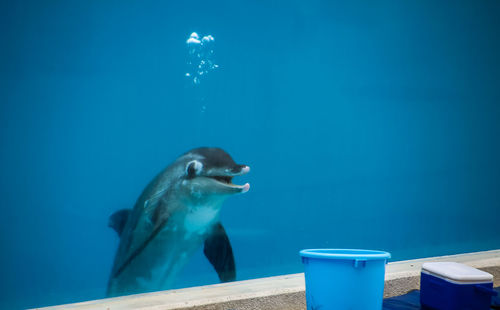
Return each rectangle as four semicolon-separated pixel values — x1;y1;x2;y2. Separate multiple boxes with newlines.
300;249;391;310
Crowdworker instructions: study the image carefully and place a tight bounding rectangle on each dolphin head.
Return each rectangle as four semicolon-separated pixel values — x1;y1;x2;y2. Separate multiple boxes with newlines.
179;147;250;202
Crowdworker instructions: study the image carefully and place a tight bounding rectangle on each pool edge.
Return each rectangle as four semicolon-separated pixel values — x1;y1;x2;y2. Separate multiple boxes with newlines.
35;249;500;310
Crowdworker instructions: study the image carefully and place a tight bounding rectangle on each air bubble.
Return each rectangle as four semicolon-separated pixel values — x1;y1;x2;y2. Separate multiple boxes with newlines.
185;32;218;85
189;32;199;40
186;37;201;45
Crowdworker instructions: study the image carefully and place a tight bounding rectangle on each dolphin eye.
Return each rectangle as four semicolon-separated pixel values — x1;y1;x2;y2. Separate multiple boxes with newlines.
186;160;203;179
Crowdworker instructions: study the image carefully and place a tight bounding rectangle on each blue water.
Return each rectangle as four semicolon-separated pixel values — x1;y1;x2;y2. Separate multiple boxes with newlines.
2;1;500;308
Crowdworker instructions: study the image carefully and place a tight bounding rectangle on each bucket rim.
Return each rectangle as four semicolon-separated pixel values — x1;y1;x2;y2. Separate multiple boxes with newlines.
300;248;391;260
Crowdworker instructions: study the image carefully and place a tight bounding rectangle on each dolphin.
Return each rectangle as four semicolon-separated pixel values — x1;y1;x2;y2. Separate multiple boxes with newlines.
107;147;250;297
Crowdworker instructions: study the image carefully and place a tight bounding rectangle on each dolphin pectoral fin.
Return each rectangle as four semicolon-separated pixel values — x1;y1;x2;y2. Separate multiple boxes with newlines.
108;209;131;237
203;222;236;282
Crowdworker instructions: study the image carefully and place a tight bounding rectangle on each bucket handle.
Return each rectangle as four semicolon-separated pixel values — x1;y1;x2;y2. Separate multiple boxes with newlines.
474;285;498;296
354;259;367;268
353;258;390;268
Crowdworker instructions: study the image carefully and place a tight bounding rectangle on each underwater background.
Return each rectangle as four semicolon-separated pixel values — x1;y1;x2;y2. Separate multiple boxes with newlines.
1;0;500;308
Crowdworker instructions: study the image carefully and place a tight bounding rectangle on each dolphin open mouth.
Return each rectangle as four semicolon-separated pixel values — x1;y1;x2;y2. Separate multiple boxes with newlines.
208;166;250;193
212;176;232;184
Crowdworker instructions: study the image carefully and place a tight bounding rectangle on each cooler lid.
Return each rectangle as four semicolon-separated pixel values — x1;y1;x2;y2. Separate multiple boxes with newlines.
422;262;493;283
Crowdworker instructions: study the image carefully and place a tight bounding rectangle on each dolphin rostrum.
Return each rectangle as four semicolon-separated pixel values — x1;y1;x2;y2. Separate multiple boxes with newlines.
107;147;250;297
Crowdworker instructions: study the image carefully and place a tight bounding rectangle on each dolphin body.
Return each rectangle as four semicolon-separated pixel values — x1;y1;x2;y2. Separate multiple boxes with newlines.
107;147;250;297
